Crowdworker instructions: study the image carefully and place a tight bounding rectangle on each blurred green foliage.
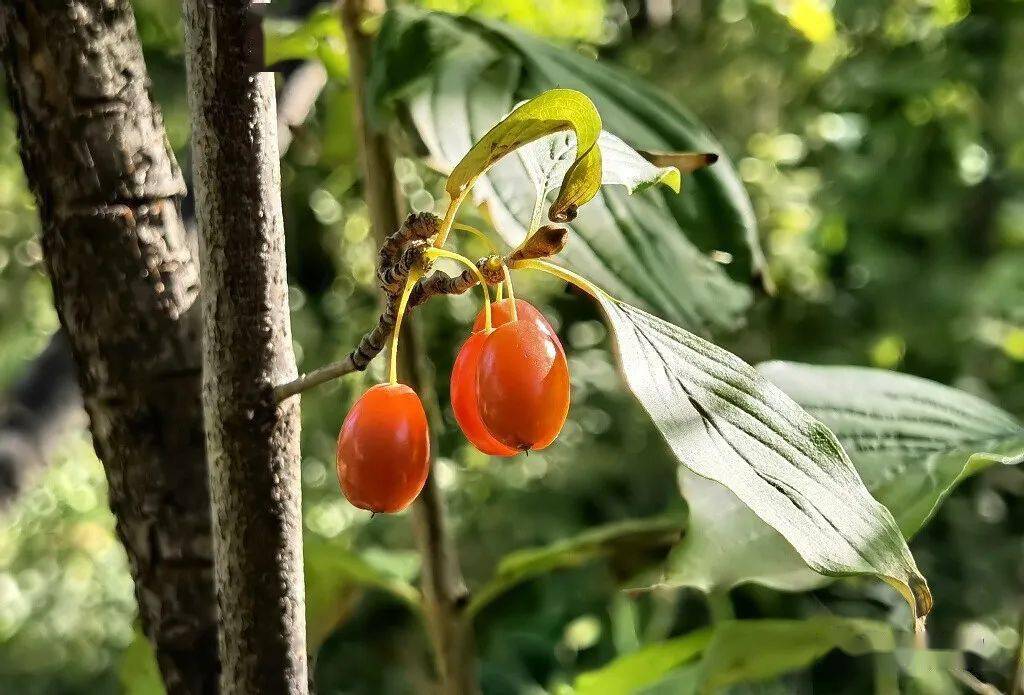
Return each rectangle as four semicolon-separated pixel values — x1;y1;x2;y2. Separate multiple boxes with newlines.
1;0;1022;693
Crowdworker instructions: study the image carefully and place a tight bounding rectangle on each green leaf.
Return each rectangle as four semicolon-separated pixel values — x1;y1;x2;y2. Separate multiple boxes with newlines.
446;88;603;222
263;7;346;71
495;122;682;229
367;8;757;333
467;517;683;619
573;628;712;695
698;618;894;693
668;468;831;594
303;537;422;649
759;362;1024;535
592;295;931;619
118;626;165;695
592;132;682;194
666;363;1024;597
573;617;893;695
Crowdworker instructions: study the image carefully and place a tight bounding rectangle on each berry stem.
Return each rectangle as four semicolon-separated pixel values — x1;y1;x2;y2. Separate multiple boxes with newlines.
502;264;519;322
511;258;606;299
425;247;493;331
432;190;469;250
453;222;502;255
388;269;421;385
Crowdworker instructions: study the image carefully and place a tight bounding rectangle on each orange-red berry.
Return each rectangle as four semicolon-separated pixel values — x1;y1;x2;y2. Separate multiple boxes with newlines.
476;319;570;451
336;383;430;513
450;332;519;456
473;299;560;352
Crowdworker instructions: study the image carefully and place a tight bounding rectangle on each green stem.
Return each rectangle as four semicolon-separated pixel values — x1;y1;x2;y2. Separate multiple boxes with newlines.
388;270;420;385
707;590;735;624
510;258;606;299
433;190;468;250
452;222;502;255
501;265;519;322
426;247;492;331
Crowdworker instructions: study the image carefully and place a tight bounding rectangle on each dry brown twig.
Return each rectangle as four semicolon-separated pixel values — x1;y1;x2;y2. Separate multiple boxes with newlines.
272;212;564;403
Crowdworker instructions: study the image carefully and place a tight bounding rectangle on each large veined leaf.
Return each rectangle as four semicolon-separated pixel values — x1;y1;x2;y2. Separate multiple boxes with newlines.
760;362;1024;535
573;617;893;695
367;8;758;333
590;294;930;618
666;363;1024;597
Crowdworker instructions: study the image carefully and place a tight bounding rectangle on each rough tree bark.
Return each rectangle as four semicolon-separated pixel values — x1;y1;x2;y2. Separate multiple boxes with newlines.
182;2;308;694
340;2;479;692
0;1;218;693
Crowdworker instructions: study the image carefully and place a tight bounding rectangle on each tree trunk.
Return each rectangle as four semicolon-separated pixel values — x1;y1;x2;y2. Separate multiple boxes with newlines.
182;2;308;694
0;1;218;692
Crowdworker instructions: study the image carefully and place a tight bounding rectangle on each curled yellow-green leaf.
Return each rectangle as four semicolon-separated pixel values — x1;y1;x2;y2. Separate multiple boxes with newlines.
446;88;603;223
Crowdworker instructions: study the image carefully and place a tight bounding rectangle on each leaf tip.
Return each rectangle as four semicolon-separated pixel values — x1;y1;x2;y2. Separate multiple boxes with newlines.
663;168;682;194
910;573;933;619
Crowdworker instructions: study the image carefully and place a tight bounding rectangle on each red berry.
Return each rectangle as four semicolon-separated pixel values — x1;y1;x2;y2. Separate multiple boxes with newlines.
451;332;519;456
476;319;570;451
336;383;430;513
472;299;561;352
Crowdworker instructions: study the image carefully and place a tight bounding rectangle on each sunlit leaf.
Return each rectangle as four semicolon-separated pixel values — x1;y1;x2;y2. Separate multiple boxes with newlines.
666;363;1024;596
263;7;346;73
573;617;893;695
446;88;603;222
118;626;165;695
699;618;893;692
499;125;682;232
573;627;711;695
592;295;930;619
668;468;830;594
467;517;682;619
367;8;759;332
760;362;1024;535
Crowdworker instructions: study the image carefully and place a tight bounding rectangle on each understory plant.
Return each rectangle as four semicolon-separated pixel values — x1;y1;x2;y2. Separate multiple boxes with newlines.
266;6;1024;693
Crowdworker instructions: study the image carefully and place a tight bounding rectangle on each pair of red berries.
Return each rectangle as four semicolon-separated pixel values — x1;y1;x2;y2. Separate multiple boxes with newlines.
336;299;570;513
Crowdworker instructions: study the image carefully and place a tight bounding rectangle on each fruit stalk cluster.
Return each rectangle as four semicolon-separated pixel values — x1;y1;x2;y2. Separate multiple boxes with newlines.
333;213;573;513
273;214;566;402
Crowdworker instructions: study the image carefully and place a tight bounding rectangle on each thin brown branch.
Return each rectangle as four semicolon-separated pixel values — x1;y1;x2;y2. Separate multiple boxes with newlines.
340;0;480;692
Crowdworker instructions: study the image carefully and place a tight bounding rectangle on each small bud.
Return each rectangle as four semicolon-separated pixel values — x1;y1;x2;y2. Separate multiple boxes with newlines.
479;255;506;285
508;226;568;263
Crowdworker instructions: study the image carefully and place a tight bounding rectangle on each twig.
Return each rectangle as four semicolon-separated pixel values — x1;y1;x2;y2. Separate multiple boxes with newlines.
273;245;504;402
